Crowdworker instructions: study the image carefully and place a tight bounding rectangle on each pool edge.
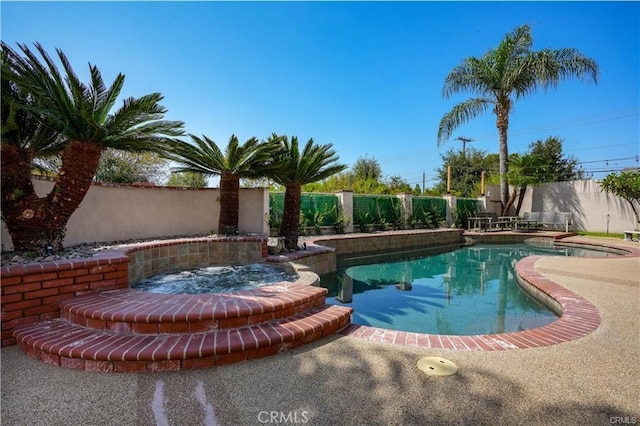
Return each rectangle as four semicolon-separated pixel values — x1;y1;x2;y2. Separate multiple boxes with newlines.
338;238;639;351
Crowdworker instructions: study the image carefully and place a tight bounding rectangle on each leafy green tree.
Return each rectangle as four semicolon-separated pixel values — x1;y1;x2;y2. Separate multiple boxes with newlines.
387;175;412;193
163;134;282;235
166;171;207;188
352;155;382;181
437;24;599;214
435;148;499;197
270;136;346;248
95;149;168;184
527;136;583;182
303;156;411;195
303;171;355;193
600;171;640;226
1;42;184;251
350;178;390;194
504;136;583;214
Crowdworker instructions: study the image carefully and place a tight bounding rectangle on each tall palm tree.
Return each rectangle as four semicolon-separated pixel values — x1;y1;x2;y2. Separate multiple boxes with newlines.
270;136;346;249
437;24;599;214
164;134;284;235
1;42;184;251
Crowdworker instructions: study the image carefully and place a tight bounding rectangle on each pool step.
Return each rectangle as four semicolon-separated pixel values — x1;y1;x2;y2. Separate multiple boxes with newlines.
14;304;353;373
13;283;352;372
58;284;328;334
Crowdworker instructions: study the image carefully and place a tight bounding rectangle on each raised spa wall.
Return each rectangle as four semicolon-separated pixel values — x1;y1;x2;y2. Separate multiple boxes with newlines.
0;236;268;347
127;236;267;283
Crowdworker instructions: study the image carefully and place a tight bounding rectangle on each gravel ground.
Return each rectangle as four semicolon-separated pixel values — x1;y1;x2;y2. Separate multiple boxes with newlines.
2;242;125;266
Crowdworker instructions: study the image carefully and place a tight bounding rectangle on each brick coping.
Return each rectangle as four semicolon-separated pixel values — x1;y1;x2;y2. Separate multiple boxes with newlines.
339;239;639;351
60;281;326;328
1;235;268;278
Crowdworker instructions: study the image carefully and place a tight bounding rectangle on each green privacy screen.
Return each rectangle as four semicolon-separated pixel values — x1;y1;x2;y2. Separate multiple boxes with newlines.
269;193;339;227
352;195;400;225
455;198;482;228
412;197;446;222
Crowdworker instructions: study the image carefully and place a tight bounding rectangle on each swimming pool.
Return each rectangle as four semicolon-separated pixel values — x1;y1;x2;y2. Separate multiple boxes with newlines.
319;242;618;335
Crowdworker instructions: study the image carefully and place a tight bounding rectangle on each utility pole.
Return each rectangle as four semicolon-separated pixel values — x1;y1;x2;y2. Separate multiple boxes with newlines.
455;136;474;158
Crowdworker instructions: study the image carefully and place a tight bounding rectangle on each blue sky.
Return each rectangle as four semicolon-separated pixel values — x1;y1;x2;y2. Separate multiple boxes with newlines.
2;1;639;188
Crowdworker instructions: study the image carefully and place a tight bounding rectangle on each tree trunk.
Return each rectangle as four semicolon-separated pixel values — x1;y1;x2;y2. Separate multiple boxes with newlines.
496;105;510;216
218;171;240;235
279;183;302;250
1;144;40;251
514;184;528;216
503;184;528;216
503;188;518;216
2;141;102;252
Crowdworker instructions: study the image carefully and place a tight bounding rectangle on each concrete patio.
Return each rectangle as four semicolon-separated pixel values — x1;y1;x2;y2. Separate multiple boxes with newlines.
2;236;638;425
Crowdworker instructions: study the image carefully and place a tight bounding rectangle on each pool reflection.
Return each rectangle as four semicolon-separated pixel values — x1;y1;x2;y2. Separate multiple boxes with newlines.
317;244;580;335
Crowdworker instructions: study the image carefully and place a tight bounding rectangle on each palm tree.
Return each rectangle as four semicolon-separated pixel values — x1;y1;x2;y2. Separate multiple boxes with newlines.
437;24;599;214
1;64;63;196
270;136;346;249
164;134;283;235
1;42;184;251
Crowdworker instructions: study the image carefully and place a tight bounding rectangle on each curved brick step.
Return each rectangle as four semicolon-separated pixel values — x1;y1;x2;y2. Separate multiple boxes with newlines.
59;284;328;334
14;304;353;372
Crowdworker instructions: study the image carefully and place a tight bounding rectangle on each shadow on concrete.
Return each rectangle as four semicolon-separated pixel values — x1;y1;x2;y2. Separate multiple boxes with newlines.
203;335;636;425
2;333;636;426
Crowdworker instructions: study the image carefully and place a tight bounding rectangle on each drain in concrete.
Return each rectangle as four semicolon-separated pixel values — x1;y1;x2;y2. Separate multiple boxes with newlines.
417;356;458;376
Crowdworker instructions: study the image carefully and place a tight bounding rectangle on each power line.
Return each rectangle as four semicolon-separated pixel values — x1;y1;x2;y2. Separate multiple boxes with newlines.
566;142;639;152
466;107;640;142
578;156;638;165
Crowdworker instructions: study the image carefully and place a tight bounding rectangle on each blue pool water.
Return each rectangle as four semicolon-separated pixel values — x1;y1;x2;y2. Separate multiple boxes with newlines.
131;264;299;294
319;242;618;335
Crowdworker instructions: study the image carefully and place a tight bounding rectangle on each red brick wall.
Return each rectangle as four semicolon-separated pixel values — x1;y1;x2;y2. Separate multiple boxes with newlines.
1;236;269;347
1;257;129;347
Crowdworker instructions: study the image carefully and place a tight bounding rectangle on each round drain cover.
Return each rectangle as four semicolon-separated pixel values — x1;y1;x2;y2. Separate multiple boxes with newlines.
417;356;458;376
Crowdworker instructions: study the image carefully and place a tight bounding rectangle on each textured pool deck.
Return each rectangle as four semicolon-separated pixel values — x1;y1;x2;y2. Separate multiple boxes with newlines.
2;236;639;425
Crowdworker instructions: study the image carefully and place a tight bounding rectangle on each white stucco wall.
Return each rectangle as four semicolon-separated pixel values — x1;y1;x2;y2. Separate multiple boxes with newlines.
487;180;639;233
1;179;268;251
3;178;637;252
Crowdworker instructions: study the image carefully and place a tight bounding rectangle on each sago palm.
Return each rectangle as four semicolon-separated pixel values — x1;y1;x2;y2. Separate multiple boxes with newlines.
164;134;283;235
1;70;64;207
270;136;346;249
1;42;184;251
437;24;599;214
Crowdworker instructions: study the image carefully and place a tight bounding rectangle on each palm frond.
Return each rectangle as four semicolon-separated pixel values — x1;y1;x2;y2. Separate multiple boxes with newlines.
3;42;184;150
162;135;227;176
437;98;492;144
269;136;346;186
